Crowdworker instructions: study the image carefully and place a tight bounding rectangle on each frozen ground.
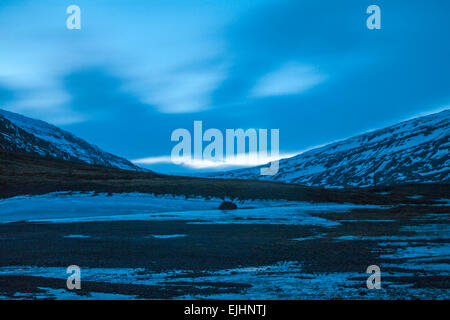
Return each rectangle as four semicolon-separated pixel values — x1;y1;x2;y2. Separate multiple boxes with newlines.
0;260;447;300
0;192;385;225
0;192;448;300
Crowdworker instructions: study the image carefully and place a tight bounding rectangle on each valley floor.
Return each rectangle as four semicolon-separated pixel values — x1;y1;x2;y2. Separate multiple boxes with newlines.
0;192;448;299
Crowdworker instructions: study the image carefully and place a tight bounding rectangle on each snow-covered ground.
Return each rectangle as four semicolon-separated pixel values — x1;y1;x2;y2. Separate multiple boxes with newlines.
0;261;447;300
0;191;386;225
0;192;447;300
0;286;137;300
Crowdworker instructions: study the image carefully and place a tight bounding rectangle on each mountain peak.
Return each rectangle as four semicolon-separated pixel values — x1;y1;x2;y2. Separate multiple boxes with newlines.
211;109;450;188
0;108;143;172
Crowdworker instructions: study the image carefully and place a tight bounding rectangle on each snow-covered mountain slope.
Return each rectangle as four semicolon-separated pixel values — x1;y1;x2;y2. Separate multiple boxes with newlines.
0;109;142;171
211;109;450;188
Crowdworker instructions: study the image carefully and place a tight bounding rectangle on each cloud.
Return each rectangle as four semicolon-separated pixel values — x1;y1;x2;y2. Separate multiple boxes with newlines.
1;0;449;175
1;103;86;126
134;65;228;114
9;89;70;109
251;63;325;98
0;78;83;126
0;0;235;118
132;156;172;165
132;152;297;169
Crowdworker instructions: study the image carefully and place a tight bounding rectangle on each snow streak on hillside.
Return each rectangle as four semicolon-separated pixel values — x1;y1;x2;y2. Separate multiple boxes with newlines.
211;110;450;188
0;109;141;171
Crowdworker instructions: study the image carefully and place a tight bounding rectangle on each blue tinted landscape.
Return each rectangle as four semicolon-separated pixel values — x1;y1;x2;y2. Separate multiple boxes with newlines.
0;0;449;299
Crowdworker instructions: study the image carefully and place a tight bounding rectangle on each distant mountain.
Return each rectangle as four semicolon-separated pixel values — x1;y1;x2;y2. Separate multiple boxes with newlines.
211;109;450;188
0;109;142;171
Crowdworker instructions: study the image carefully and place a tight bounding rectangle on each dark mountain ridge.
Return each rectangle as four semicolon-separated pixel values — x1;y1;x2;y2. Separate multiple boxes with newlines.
0;109;142;171
211;109;449;188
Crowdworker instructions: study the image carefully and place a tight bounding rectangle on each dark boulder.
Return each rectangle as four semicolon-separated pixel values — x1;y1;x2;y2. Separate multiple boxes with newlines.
219;201;237;210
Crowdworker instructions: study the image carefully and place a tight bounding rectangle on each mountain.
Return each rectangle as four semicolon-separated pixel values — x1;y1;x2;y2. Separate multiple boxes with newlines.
211;109;450;188
0;109;142;171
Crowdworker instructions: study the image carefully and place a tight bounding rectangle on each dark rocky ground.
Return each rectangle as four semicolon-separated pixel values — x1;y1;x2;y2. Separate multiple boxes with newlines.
0;203;448;299
0;150;448;299
1;150;448;205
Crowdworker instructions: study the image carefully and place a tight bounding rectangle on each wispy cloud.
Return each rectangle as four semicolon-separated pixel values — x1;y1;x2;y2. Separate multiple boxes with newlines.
132;152;297;169
133;65;228;114
0;0;234;119
251;63;326;98
1;0;449;174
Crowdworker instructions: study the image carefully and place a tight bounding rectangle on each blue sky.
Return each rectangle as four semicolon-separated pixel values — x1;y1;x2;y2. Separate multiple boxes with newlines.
0;0;449;173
